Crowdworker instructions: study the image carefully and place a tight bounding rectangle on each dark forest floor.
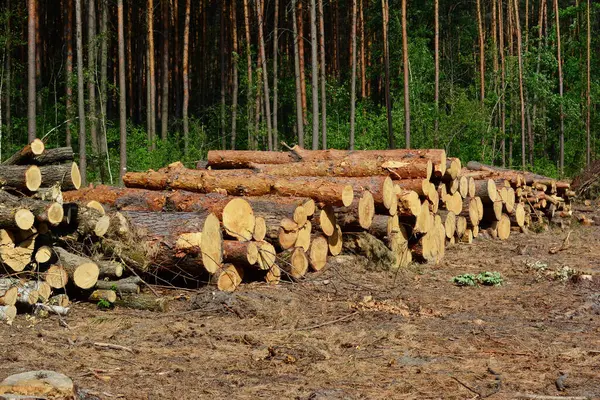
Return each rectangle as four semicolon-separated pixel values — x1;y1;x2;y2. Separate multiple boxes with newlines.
2;225;600;399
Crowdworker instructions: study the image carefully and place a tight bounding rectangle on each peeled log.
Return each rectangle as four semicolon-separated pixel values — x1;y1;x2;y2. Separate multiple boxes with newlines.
251;157;433;180
53;247;99;289
207;150;295;168
39;162;81;190
278;247;309;279
0;164;42;191
1;138;45;165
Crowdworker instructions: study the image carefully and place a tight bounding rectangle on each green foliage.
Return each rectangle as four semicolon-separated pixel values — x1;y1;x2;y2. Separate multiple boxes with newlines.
97;299;112;309
452;271;503;286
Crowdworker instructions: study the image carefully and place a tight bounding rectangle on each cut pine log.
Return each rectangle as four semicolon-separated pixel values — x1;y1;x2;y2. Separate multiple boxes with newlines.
0;229;36;272
210;264;243;292
278;247;309;279
308;235;329;271
0;165;42;191
0;190;63;226
223;240;259;267
39;162;81;191
53;247;99;289
333;191;375;230
473;178;498;202
44;265;69;288
207;150;296;168
327;224;343;256
1;139;45;165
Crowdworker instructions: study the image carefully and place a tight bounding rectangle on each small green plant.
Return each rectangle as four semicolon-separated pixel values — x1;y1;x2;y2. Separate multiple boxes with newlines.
452;273;477;286
110;284;118;291
97;299;112;309
476;271;504;286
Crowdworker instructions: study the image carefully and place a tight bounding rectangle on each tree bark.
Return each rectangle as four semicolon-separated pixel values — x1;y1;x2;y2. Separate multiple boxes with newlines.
318;0;327;149
243;0;254;149
65;0;73;147
75;0;87;186
292;0;305;148
554;0;564;174
220;0;227;149
401;0;410;149
147;0;156;148
27;0;36;142
272;0;279;150
183;0;191;155
349;0;357;150
586;0;591;165
382;0;394;149
118;0;127;182
476;0;485;104
434;0;439;146
160;0;169;141
498;0;506;167
513;0;526;170
298;1;307;125
310;0;319;149
98;0;109;183
256;0;273;150
87;0;98;170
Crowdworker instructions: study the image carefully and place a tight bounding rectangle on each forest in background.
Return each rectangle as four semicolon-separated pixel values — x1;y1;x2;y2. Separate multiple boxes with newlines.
0;0;598;184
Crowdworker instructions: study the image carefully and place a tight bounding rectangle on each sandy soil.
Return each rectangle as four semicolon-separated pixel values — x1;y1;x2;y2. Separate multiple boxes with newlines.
2;225;600;399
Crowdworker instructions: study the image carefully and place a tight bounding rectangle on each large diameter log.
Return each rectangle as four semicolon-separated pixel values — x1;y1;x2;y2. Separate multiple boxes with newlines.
396;188;421;216
1;138;45;165
202;213;223;273
207;150;295;168
437;210;457;239
222;198;255;241
256;241;276;270
53;247;99;289
28;147;75;165
278;247;309;279
0;229;36;272
273;177;354;207
492;214;511;240
0;164;42;191
474;178;498;202
251;157;433;180
509;203;526;228
458;176;469;198
333;191;375;230
443;157;462;181
39;162;81;191
314;206;337;236
0;204;35;230
63;185;168;211
210;264;243;292
44;265;69;288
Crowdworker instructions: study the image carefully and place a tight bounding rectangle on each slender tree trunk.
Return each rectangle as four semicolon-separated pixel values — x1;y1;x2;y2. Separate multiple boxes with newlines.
298;1;307;125
349;0;357;150
530;0;545;167
160;0;169;141
34;0;41;113
310;0;319;149
272;0;279;150
220;0;226;149
382;0;394;149
359;0;366;100
75;0;86;185
27;0;36;142
586;0;591;164
118;0;127;182
318;0;327;149
126;5;133;119
242;0;254;149
476;0;485;104
87;0;99;173
182;0;191;155
401;0;410;148
4;0;10;139
98;0;109;183
292;0;305;148
513;0;526;170
147;0;156;149
434;0;439;147
554;0;564;174
256;0;273;150
65;0;73;147
499;0;506;167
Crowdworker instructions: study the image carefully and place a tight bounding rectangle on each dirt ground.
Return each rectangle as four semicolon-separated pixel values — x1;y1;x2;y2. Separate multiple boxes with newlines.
2;225;600;399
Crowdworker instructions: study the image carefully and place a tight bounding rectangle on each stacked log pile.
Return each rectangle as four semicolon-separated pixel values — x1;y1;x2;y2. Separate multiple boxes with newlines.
0;141;574;325
60;145;572;297
0;140;156;324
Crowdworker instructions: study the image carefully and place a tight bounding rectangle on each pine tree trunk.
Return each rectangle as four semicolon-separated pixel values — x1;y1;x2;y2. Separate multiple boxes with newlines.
292;0;305;148
256;0;273;150
87;0;99;175
65;0;73;147
160;0;169;141
98;0;109;183
310;0;319;149
586;0;591;164
272;0;279;150
513;0;526;170
359;0;366;100
75;0;86;186
147;0;156;149
118;0;127;182
554;0;564;174
243;0;254;149
382;0;394;149
183;0;191;155
298;1;307;125
319;0;327;149
220;0;227;150
498;0;506;167
349;0;357;150
401;0;410;148
27;0;36;142
476;0;485;104
434;0;439;147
